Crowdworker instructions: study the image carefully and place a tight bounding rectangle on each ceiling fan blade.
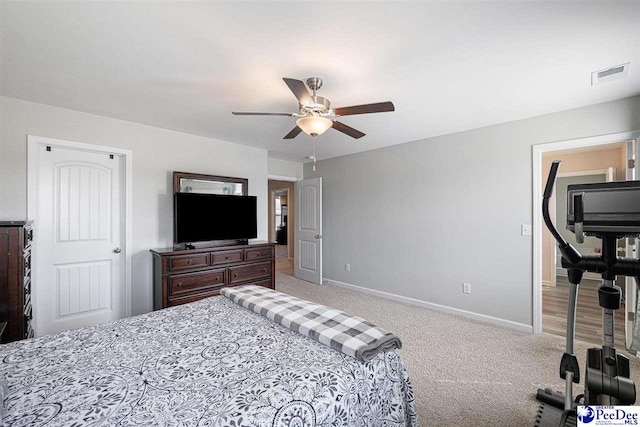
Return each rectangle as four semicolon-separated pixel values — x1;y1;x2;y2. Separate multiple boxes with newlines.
282;78;313;105
283;126;303;139
332;121;365;139
232;112;294;116
334;101;395;116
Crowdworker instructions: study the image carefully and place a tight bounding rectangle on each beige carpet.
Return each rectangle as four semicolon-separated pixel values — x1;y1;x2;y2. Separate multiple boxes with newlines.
275;259;640;426
275;244;288;259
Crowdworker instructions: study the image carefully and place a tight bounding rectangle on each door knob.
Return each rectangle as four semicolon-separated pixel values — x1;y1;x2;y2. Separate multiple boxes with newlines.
113;247;122;254
315;235;322;239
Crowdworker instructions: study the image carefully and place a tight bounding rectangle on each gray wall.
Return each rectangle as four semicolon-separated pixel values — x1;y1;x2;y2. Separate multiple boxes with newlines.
0;96;269;316
304;96;640;327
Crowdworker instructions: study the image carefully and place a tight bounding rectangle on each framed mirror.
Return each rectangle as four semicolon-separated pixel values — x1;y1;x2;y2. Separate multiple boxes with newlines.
173;172;248;196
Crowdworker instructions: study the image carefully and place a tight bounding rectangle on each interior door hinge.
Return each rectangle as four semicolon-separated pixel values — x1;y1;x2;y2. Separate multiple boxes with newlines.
109;154;114;159
629;312;635;322
46;146;51;152
629;159;635;169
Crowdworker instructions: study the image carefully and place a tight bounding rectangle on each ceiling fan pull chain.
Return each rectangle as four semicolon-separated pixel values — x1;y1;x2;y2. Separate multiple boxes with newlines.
313;136;317;172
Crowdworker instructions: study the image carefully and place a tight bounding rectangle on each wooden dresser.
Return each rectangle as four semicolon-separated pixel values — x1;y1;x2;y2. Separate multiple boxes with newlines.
0;221;34;343
151;241;275;310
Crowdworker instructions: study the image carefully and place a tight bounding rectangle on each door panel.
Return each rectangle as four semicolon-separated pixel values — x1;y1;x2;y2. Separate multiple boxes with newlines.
299;240;318;273
57;164;111;242
35;145;123;336
294;178;322;284
56;261;112;317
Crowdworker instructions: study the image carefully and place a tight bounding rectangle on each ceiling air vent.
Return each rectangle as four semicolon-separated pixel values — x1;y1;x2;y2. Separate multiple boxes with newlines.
592;62;630;85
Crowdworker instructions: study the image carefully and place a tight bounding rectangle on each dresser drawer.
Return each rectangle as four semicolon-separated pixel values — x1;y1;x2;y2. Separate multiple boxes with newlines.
168;290;220;307
169;253;210;271
229;261;272;284
212;250;243;265
169;269;225;296
244;247;273;262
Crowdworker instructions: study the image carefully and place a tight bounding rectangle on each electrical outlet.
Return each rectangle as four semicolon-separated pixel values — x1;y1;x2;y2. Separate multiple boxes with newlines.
463;283;471;294
521;224;532;236
345;263;351;272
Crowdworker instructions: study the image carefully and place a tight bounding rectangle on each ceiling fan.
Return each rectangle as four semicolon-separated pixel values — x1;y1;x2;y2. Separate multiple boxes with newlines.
232;77;395;140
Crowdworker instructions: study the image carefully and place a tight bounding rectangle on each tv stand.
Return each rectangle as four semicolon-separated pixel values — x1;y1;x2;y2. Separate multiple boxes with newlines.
176;239;250;251
151;241;275;310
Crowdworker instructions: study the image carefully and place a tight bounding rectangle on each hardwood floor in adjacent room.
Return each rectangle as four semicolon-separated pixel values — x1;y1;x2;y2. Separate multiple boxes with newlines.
543;276;626;348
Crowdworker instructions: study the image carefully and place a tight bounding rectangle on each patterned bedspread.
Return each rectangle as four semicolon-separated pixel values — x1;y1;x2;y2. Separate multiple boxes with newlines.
0;296;417;426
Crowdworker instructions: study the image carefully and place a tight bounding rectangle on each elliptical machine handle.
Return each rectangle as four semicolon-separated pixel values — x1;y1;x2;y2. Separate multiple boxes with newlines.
543;160;582;264
544;161;561;200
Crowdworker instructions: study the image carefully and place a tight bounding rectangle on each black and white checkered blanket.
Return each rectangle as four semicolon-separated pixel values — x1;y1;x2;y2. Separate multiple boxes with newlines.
220;285;402;362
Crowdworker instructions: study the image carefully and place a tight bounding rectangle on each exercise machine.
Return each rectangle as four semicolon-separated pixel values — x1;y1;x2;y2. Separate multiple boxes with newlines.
536;160;640;426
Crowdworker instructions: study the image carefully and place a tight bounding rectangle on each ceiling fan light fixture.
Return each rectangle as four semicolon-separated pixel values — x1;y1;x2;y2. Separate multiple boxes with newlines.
296;116;332;137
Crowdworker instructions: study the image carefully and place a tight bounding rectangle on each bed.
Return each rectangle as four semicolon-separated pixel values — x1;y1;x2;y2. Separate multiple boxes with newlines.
0;290;417;426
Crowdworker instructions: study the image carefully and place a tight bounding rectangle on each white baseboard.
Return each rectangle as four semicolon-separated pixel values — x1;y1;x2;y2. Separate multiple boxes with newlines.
323;278;533;333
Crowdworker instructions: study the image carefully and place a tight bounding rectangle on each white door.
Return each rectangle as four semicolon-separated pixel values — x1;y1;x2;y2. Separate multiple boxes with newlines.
626;137;640;350
33;144;124;336
294;177;322;284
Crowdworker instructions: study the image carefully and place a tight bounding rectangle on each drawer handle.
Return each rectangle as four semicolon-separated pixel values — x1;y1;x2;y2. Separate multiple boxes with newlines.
256;252;261;256
177;282;183;288
225;256;229;260
216;276;220;281
263;268;267;272
187;260;192;265
234;273;238;277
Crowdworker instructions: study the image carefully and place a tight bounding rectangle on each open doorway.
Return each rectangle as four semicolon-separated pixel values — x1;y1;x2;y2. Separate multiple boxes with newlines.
268;180;295;277
274;189;289;256
542;147;623;347
535;135;639;350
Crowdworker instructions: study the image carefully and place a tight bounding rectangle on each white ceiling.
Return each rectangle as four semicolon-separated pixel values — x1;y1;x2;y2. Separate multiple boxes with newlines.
1;1;639;162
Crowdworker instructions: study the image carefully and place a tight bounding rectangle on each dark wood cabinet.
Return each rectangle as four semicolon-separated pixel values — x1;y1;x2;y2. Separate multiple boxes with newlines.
151;242;275;310
0;221;34;343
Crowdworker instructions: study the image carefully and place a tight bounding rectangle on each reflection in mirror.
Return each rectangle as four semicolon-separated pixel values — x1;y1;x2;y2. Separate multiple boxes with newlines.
179;178;244;195
173;171;248;197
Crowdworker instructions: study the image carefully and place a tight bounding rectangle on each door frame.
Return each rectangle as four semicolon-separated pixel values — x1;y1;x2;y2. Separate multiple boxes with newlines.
532;130;640;334
27;135;133;334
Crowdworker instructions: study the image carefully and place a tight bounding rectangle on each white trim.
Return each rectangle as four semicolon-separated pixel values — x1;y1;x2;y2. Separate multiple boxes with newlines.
27;135;133;336
324;278;533;333
532;130;640;334
268;174;299;182
557;169;609;178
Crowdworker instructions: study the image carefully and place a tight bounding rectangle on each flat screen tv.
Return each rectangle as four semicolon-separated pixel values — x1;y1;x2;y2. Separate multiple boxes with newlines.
174;193;257;244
